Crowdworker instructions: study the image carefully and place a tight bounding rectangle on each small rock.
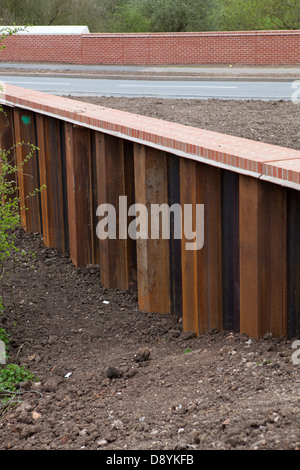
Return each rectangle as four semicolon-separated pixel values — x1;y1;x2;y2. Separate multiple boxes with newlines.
112;419;123;430
48;335;58;344
105;366;123;380
245;362;256;368
220;346;232;355
17;401;33;413
18;410;32;424
180;331;197;340
102;378;111;386
32;411;42;421
134;348;151;363
168;329;181;338
20;425;36;438
105;432;117;443
251;439;266;449
21;380;32;391
97;439;108;447
225;435;245;448
222;418;231;427
263;332;273;340
191;431;201;444
125;368;138;379
43;376;62;392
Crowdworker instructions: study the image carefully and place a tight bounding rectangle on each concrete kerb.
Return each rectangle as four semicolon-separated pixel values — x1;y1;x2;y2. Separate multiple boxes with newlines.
0;63;299;81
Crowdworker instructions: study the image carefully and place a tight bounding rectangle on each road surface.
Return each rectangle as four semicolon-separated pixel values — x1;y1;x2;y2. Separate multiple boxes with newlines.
0;75;297;100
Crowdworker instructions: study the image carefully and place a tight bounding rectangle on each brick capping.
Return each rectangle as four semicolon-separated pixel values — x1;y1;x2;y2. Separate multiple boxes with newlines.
1;84;300;190
83;30;300;37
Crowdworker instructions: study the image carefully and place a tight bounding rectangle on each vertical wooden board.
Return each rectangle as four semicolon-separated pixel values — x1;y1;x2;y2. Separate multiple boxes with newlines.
13;108;26;229
36;114;68;253
167;153;182;316
75;126;93;266
97;133;127;289
239;175;260;339
133;143;149;310
222;170;240;331
96;133;136;290
23;111;41;235
134;143;170;314
89;131;100;266
65;123;92;267
59;121;69;252
46;117;66;252
197;163;222;333
147;146;170;314
258;182;287;338
123;140;137;290
287;188;300;338
180;157;199;333
13;108;42;234
65;122;78;264
239;175;287;339
35;114;50;246
0;106;16;195
0;106;14;151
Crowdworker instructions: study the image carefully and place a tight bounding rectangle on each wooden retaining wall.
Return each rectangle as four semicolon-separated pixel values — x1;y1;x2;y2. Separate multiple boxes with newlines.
0;85;299;340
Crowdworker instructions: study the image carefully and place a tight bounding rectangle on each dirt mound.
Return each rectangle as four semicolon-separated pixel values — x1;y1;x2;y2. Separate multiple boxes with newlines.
0;230;299;450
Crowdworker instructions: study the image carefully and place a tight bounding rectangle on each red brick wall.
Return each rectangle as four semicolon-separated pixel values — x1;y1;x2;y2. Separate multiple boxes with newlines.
1;30;300;65
0;34;82;63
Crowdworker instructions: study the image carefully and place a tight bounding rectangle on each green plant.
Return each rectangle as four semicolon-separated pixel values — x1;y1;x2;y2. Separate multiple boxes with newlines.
0;327;9;347
0;141;41;287
183;347;192;354
0;364;38;404
0;22;42;415
0;142;43;408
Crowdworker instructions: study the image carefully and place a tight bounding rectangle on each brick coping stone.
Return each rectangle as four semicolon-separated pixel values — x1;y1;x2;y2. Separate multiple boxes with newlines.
1;84;300;191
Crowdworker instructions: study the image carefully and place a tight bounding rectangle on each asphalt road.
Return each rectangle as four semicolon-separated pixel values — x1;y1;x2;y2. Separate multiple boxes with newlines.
0;75;297;100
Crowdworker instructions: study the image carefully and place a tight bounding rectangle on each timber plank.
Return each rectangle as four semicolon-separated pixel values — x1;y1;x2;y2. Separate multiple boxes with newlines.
36;114;68;252
65;123;93;267
239;175;287;339
167;153;182;316
287;188;300;338
96;133;136;290
222;170;240;331
13;108;41;234
197;163;222;333
180;158;199;333
134;143;170;314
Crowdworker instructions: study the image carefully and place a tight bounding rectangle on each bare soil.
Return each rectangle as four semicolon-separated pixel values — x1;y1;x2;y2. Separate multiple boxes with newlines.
0;97;299;451
68;96;300;151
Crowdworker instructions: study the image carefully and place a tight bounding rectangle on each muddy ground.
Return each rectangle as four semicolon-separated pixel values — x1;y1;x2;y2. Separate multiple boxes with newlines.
0;97;299;451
